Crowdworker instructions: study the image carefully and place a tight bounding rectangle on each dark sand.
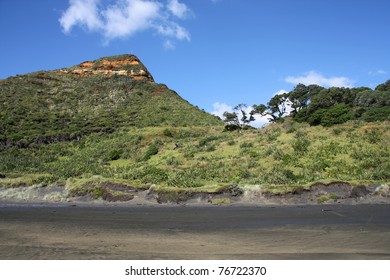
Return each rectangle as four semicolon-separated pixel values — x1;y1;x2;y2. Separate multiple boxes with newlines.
0;204;389;259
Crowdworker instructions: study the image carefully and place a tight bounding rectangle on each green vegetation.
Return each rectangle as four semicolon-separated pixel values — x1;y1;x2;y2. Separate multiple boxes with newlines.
211;198;232;205
0;56;221;150
0;55;389;201
318;193;338;203
1;121;389;193
222;80;390;128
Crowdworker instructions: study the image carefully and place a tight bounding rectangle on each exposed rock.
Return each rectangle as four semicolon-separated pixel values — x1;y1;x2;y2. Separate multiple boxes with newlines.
57;54;154;82
310;182;352;198
226;184;244;196
351;185;370;197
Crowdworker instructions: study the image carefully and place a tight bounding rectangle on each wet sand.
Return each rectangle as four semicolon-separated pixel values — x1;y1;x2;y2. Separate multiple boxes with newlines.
0;204;389;259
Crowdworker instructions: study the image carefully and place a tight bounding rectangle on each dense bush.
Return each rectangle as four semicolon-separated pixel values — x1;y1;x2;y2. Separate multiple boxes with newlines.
319;103;354;126
360;107;390;122
143;145;159;161
107;149;123;161
283;81;390;126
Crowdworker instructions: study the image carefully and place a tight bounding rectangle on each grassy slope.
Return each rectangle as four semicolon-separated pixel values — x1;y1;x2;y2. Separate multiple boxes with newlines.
0;64;221;148
1;55;389;199
1;120;389;197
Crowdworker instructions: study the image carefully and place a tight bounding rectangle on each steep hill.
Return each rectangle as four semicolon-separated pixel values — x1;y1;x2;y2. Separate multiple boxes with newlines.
0;54;222;150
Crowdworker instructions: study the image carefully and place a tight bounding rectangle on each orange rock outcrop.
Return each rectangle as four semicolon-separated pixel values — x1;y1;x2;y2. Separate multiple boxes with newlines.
57;55;154;81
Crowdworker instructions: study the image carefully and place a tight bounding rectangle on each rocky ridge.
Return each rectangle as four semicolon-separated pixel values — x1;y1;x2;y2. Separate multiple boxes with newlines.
57;54;154;81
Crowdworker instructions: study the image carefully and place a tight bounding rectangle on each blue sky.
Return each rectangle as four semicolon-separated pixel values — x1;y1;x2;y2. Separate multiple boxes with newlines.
1;0;389;124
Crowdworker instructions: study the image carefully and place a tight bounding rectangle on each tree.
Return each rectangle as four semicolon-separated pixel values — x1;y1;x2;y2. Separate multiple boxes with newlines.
222;104;255;131
354;90;390;107
375;80;390;92
251;92;291;123
234;103;255;127
288;84;323;116
267;93;290;122
222;111;240;131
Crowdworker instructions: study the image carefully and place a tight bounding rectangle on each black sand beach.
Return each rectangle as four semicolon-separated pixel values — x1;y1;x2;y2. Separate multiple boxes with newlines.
0;204;389;259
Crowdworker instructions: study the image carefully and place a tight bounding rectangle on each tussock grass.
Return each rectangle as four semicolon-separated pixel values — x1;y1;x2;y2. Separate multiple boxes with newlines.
1;121;389;195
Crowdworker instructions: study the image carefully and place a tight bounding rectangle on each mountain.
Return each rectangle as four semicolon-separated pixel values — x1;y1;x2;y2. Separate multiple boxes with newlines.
0;54;222;150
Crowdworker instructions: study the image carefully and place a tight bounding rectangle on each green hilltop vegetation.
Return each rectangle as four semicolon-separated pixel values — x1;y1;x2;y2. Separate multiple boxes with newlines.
0;54;221;150
0;54;389;202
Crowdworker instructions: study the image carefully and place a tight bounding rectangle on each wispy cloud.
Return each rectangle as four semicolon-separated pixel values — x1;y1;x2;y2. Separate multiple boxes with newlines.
167;0;192;19
211;102;233;118
274;89;288;96
59;0;191;47
285;71;354;88
368;69;387;76
163;40;175;50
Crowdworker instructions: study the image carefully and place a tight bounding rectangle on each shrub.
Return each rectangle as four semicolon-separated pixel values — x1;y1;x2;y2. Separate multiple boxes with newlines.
263;166;297;184
272;148;285;161
364;129;382;144
227;140;236;146
294;129;308;139
107;149;123;161
211;198;232;205
318;193;338;203
143;145;159;161
240;142;253;149
236;168;252;180
162;129;173;137
141;166;168;184
266;128;281;141
167;170;203;188
205;144;216;152
332;128;343;135
292;138;310;156
166;156;180;166
91;185;104;199
198;136;219;147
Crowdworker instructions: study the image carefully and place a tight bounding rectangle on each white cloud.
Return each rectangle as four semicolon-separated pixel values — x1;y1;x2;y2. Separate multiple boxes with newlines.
102;0;160;40
369;69;387;76
274;89;288;96
59;0;191;46
211;102;269;128
163;39;175;50
252;113;269;128
167;0;191;19
59;0;102;33
211;102;233;119
285;71;354;88
156;22;190;41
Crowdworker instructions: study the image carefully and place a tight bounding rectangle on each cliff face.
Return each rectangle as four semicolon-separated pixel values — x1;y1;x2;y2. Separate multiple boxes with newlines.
57;54;154;81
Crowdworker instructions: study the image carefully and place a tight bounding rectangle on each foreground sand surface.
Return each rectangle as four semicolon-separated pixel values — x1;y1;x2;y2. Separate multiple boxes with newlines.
0;204;389;259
